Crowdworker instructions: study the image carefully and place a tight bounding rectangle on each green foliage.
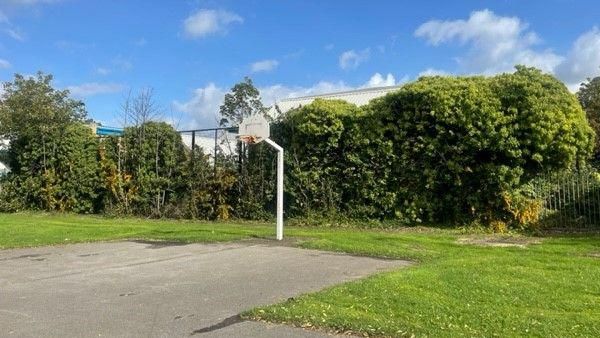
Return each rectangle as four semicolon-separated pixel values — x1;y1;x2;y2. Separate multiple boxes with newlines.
0;73;100;213
274;99;395;219
234;142;275;220
181;147;217;219
274;67;594;226
102;122;187;217
0;73;86;143
0;69;594;227
277;99;356;215
372;67;593;224
493;66;594;172
578;75;600;160
218;77;273;220
219;77;267;127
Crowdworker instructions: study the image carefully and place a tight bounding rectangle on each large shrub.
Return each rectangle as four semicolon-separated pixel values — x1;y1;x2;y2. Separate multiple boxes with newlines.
276;99;358;216
372;67;594;223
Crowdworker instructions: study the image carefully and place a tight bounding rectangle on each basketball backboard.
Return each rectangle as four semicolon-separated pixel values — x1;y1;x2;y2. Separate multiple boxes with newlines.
238;114;269;144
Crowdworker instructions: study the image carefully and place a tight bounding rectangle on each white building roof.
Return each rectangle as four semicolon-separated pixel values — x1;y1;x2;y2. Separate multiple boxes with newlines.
269;85;403;117
180;131;237;158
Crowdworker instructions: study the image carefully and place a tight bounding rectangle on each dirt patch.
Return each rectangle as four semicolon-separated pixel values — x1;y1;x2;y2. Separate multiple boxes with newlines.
457;236;542;248
589;252;600;258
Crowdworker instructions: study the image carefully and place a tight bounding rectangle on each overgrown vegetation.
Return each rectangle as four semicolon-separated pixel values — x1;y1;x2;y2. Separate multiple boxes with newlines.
275;67;594;227
0;68;596;229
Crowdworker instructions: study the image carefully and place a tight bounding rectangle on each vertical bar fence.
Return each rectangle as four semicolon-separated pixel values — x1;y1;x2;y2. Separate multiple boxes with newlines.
534;167;600;230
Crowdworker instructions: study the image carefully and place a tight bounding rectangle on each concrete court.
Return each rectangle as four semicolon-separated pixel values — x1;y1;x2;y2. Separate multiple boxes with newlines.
0;240;410;337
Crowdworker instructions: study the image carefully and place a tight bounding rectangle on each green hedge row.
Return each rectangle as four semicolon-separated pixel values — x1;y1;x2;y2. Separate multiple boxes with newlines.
0;68;594;227
274;66;594;225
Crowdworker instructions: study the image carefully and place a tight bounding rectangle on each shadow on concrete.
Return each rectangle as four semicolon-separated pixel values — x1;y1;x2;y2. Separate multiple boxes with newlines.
129;240;192;249
190;315;244;335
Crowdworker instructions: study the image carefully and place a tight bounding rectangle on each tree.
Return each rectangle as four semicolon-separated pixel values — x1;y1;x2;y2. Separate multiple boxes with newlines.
219;77;267;127
0;72;100;212
218;77;271;219
120;87;163;127
578;75;600;160
0;73;86;170
107;122;186;217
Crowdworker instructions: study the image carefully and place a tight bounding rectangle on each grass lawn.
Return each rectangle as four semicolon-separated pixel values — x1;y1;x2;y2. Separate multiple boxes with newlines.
0;212;275;248
1;213;599;337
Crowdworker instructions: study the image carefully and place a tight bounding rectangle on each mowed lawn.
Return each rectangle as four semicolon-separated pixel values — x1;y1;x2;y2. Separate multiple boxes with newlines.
1;213;599;337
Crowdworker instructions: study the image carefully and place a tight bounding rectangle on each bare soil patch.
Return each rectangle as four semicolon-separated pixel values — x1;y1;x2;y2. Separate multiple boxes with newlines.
457;235;542;248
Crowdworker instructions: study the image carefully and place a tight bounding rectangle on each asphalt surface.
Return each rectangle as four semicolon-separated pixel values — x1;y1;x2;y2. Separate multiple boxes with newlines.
0;240;409;337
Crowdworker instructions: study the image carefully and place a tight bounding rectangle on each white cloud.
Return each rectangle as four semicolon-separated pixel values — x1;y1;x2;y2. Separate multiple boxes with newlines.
250;59;279;73
413;9;600;92
0;59;11;69
415;9;563;74
173;83;226;127
183;9;243;39
363;73;397;87
66;82;124;97
418;68;450;77
555;27;600;91
174;73;406;127
339;48;370;70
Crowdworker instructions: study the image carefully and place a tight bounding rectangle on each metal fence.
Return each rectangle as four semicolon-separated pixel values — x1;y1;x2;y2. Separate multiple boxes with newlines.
178;127;239;173
534;168;600;229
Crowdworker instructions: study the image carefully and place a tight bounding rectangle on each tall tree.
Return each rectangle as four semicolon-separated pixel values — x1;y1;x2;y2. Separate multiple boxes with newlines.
219;77;266;127
0;72;100;212
578;75;600;160
218;77;272;219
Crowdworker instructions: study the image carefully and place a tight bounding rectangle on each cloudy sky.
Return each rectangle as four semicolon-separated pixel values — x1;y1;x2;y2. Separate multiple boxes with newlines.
1;0;600;128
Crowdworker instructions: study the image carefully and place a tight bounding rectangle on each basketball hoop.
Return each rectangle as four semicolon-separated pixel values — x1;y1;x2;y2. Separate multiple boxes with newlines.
238;114;269;144
237;114;285;241
238;134;259;145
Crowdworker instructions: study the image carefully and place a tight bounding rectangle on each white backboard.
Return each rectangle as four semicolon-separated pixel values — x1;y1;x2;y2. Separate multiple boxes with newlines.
238;114;270;143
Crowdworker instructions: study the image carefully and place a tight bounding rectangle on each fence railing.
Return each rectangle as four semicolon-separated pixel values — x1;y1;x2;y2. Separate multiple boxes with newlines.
534;168;600;229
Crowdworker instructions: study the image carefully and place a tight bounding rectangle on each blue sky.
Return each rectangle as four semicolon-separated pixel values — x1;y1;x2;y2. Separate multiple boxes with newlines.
1;0;600;128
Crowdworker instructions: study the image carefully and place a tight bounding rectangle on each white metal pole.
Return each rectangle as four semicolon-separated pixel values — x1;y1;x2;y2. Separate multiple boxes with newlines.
264;138;284;240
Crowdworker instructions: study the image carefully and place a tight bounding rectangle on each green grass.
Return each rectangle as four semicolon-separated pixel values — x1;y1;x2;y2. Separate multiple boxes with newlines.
247;232;600;337
1;212;599;337
0;212;275;248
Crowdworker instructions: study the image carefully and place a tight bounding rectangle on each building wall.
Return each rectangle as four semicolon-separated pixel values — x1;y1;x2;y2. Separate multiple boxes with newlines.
269;85;403;117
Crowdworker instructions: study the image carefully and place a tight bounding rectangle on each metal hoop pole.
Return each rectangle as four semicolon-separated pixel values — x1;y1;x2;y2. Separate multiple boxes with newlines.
264;138;284;240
